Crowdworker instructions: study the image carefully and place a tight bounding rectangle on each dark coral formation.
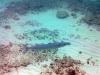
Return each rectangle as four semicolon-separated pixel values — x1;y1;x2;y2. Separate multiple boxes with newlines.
66;0;100;13
41;56;87;75
4;0;68;16
64;0;100;31
82;13;100;26
14;0;67;11
6;1;30;15
0;0;64;22
65;0;100;28
0;0;100;27
0;8;19;21
81;10;100;31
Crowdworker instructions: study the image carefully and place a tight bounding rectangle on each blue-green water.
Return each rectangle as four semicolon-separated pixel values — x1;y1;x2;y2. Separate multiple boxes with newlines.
0;0;100;75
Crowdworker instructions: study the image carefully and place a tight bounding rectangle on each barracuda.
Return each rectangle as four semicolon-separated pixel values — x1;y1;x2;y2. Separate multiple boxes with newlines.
24;41;71;52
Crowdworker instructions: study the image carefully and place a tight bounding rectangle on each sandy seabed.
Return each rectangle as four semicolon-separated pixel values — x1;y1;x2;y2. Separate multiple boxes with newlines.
0;0;100;75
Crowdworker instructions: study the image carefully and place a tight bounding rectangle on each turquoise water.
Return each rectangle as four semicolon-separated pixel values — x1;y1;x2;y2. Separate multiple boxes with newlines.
0;0;100;75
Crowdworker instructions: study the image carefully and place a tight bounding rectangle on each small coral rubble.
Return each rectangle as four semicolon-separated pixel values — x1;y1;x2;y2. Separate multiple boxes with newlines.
30;28;59;40
14;28;60;41
41;56;87;75
24;20;40;27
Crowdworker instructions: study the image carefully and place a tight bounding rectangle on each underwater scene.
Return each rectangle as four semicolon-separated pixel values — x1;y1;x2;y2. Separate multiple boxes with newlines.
0;0;100;75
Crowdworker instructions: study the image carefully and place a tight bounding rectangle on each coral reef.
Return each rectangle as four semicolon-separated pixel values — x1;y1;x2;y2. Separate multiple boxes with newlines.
0;8;19;21
0;0;68;23
6;1;29;15
0;42;58;75
41;56;87;75
4;0;67;16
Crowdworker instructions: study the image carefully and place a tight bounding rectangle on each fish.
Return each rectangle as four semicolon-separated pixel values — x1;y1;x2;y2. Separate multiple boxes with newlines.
26;41;71;50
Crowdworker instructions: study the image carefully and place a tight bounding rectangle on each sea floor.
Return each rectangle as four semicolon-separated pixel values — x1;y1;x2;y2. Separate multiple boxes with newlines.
0;0;100;75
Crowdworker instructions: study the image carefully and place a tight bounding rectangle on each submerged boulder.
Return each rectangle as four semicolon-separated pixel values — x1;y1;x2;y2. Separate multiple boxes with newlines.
56;10;69;19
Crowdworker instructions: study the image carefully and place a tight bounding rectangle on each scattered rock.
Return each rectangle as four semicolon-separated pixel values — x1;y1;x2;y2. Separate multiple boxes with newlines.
30;28;59;40
24;20;40;27
79;51;82;54
3;25;11;30
71;12;77;18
